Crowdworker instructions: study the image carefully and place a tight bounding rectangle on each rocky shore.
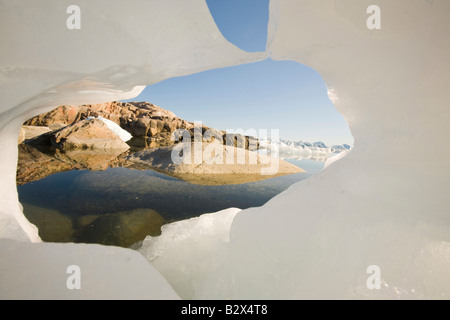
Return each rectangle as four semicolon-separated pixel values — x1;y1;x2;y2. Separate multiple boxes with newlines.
23;101;257;150
18;101;303;185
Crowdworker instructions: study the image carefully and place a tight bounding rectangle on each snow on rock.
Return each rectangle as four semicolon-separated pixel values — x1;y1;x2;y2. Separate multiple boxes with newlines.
87;116;132;142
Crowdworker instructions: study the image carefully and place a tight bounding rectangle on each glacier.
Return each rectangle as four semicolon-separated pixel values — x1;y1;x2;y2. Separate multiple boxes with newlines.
1;0;449;299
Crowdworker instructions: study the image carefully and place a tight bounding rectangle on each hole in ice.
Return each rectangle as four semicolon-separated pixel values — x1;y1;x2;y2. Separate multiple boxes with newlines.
15;0;352;248
206;0;269;53
16;58;352;248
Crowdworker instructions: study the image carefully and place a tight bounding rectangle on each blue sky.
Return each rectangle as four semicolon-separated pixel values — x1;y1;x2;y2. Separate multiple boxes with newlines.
123;0;353;146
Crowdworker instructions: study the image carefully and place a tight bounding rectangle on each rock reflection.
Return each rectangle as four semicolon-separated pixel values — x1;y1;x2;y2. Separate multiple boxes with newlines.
17;139;331;248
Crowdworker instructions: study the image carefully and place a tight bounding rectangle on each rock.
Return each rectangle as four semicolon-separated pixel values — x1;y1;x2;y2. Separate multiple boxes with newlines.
18;126;52;144
126;142;304;185
24;101;182;138
50;118;130;152
16;144;74;185
47;123;68;131
23;101;258;149
24;105;93;126
53;148;129;171
16;141;136;185
21;204;73;243
129;118;150;137
73;208;166;247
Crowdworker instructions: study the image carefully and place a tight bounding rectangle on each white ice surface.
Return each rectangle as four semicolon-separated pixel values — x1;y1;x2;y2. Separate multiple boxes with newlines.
1;0;449;300
0;239;179;300
221;0;450;299
0;0;263;299
0;0;264;243
136;208;241;299
140;0;450;299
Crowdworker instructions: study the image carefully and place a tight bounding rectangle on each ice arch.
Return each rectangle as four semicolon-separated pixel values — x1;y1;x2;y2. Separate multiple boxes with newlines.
1;0;449;299
223;0;450;299
0;0;266;242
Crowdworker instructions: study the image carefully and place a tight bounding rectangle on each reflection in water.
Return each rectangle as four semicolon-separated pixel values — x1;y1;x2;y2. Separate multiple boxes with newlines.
17;144;331;247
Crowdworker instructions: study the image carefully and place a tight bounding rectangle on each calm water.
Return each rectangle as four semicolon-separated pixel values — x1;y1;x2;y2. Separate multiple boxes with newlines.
18;157;325;247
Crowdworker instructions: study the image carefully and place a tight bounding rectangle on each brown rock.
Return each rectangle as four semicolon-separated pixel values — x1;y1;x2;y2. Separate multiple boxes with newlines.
53;148;129;171
126;142;304;185
16;144;74;185
23;101;258;149
50;118;130;152
18;126;52;144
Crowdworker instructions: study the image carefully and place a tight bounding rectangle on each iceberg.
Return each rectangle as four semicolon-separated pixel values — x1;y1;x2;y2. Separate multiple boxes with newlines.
0;0;449;299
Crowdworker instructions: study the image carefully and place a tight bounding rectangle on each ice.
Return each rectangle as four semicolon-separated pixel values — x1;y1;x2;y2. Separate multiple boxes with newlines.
323;150;349;170
1;0;449;299
135;208;241;299
140;0;450;299
0;239;179;300
0;0;262;299
0;0;265;243
220;0;450;299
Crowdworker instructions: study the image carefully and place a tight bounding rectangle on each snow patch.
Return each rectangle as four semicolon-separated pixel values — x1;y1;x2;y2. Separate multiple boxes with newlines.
87;116;132;142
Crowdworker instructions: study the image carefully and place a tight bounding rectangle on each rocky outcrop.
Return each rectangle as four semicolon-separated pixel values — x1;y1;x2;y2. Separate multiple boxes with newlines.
49;118;130;152
126;142;304;185
24;101;192;139
18;126;52;144
24;101;258;149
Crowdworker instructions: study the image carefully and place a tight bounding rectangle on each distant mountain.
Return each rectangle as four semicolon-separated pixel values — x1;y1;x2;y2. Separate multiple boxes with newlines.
259;138;351;161
331;144;351;151
276;139;351;152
